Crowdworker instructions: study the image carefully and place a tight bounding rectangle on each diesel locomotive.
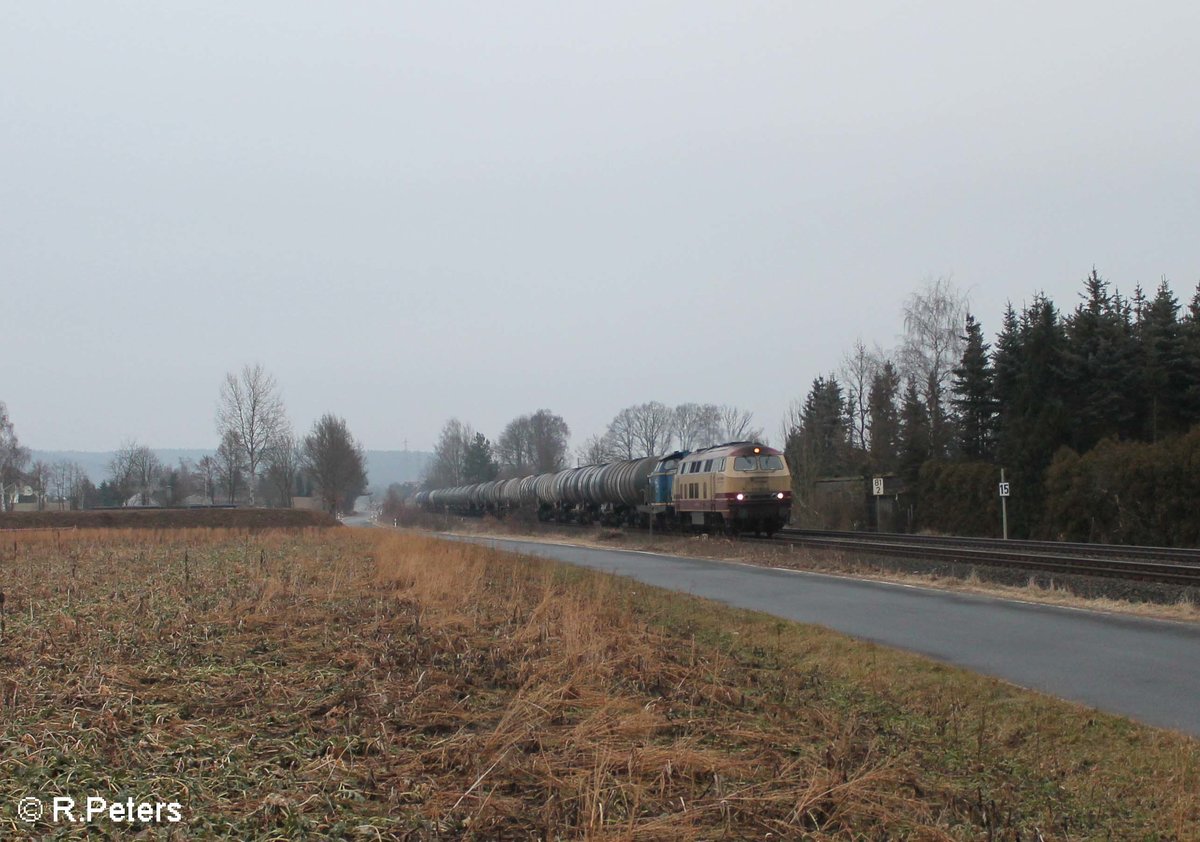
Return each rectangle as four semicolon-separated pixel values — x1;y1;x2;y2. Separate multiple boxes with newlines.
413;441;792;536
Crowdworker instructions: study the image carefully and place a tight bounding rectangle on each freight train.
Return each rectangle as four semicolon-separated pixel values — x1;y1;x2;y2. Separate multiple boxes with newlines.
413;441;792;536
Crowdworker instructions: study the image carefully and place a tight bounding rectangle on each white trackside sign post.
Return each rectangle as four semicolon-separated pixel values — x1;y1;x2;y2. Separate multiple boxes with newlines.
872;477;884;532
999;469;1010;540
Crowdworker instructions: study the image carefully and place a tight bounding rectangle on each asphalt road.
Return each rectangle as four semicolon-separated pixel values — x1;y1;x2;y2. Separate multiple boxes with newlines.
341;513;377;528
451;534;1200;736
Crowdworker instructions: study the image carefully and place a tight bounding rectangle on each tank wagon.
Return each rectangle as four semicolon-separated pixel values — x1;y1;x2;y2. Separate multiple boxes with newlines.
414;441;792;536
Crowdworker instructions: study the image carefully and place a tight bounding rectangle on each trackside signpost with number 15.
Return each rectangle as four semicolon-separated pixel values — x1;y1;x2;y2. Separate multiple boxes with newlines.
999;470;1010;540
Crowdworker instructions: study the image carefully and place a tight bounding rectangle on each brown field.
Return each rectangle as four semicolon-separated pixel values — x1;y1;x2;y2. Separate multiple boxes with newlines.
0;508;337;531
0;527;1197;839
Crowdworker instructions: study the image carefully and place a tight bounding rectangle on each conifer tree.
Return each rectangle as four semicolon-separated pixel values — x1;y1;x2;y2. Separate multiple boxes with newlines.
1062;269;1135;451
1141;280;1188;441
1182;282;1200;426
799;375;850;479
867;362;901;473
897;378;930;488
950;314;996;460
462;432;500;483
991;304;1022;468
999;295;1069;536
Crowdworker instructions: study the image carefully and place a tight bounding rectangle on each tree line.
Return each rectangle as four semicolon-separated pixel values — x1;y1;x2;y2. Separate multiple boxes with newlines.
787;271;1200;543
424;402;763;490
0;364;368;516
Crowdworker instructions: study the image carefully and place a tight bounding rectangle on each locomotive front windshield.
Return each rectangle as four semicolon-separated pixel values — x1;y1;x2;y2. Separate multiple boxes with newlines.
733;455;785;471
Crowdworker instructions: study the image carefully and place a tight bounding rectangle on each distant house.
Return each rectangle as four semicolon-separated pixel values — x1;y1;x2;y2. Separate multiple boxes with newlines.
12;491;40;513
123;491;167;507
8;483;41;512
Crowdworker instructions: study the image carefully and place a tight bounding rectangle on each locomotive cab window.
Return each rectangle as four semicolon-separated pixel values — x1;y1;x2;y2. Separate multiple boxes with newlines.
734;454;785;471
703;459;713;472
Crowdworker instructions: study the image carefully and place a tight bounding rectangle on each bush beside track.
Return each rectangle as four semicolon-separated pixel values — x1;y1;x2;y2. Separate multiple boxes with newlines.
0;508;339;530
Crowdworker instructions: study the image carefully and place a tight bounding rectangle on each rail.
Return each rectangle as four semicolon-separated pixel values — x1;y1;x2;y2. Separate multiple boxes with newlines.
775;529;1200;587
782;528;1200;563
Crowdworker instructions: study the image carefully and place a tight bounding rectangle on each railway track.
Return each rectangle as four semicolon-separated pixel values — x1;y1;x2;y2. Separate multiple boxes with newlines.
429;514;1200;588
775;528;1200;587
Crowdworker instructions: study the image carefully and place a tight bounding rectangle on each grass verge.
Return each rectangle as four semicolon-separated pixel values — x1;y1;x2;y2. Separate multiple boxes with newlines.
431;514;1200;624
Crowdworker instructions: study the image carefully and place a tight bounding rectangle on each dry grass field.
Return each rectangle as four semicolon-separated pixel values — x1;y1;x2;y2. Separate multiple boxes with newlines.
0;508;337;531
0;527;1197;839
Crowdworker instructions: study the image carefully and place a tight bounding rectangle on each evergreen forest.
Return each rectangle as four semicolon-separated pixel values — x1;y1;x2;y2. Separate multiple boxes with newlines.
785;271;1200;545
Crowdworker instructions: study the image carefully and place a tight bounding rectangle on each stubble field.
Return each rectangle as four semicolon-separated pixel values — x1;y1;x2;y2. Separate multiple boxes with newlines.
0;527;1197;839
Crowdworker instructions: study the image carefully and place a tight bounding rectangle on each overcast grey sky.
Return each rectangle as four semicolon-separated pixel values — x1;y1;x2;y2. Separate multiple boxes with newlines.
4;2;1198;454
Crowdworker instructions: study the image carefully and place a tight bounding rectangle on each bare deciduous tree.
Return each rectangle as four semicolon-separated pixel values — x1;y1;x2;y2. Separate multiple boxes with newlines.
196;455;219;505
528;409;570;472
496;417;534;476
109;441;162;506
28;460;52;510
900;276;969;459
130;447;162;506
428;419;474;487
631;401;673;455
0;402;30;512
303;414;368;515
216;430;246;504
575;433;618;466
496;410;570;475
672;403;719;451
264;431;302;507
604;407;639;460
840;339;881;454
51;461;73;510
216;364;287;506
163;458;197;506
603;403;673;458
50;460;89;510
715;405;763;444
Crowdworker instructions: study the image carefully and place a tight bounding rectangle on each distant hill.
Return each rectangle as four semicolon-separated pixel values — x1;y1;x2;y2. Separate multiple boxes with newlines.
29;449;432;492
362;450;433;490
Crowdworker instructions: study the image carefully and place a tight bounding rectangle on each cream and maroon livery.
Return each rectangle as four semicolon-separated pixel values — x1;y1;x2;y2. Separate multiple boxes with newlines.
672;442;791;535
415;440;793;535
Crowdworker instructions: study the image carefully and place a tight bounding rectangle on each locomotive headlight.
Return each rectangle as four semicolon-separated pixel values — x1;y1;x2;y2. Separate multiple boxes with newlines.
735;493;745;501
776;492;785;499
